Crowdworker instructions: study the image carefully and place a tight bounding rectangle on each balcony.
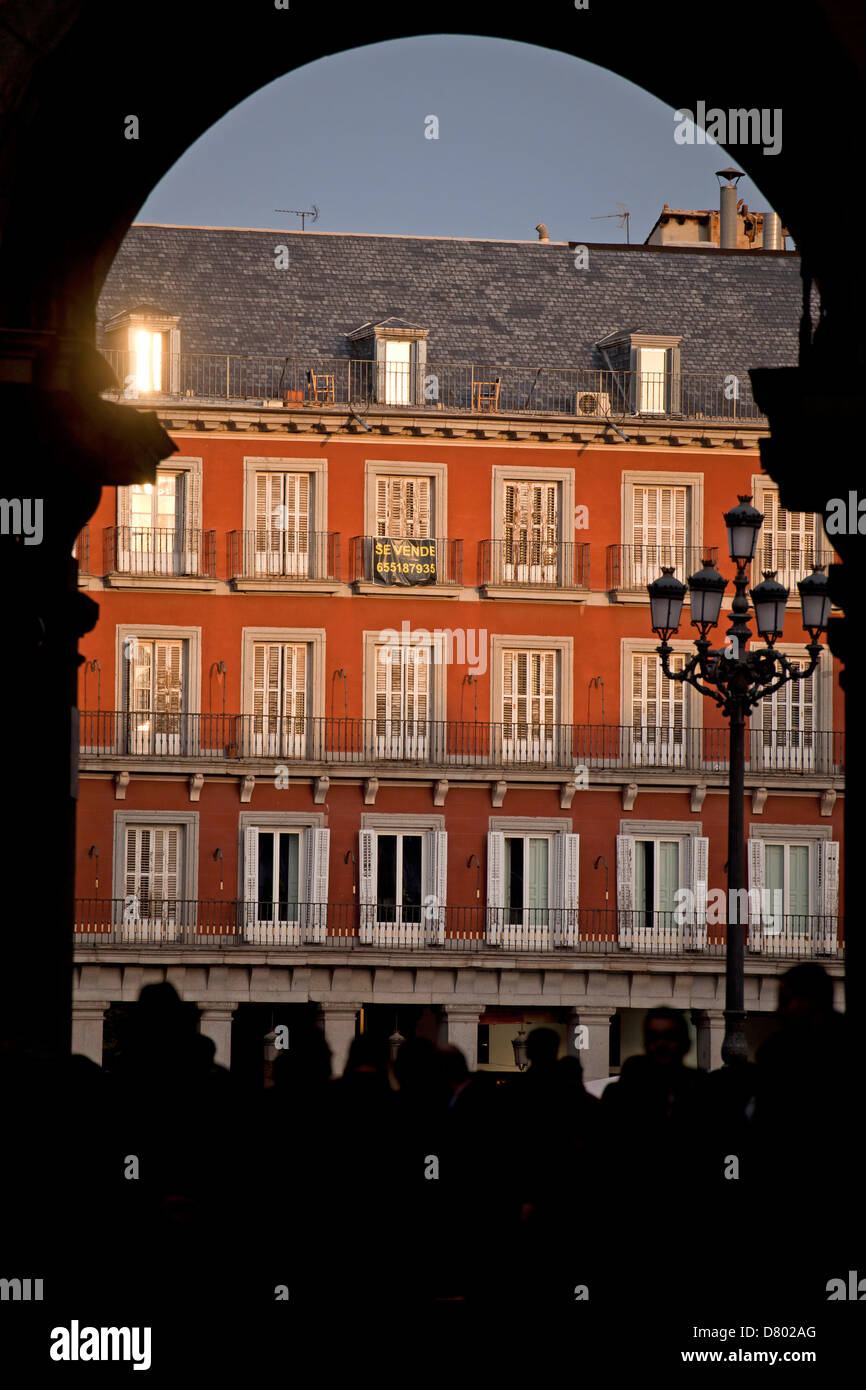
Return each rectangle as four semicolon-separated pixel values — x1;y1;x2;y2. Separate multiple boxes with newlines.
73;901;842;960
228;530;341;585
99;349;766;423
104;526;217;579
478;540;590;591
78;714;844;776
349;536;462;588
607;545;719;593
751;546;835;595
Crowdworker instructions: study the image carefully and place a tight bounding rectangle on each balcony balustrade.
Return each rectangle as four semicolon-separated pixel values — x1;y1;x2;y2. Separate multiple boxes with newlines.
104;526;217;578
77;713;843;775
99;349;766;422
73;900;842;959
228;530;340;582
478;539;590;589
607;545;720;591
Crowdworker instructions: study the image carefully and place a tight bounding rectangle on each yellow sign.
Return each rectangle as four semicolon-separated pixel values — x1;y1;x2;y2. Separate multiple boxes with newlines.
373;537;437;585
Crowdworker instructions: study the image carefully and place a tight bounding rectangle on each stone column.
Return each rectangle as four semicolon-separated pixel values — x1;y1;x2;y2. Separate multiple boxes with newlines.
691;1009;725;1072
198;1003;237;1068
442;1004;484;1071
71;1000;110;1066
570;1007;616;1082
317;1003;360;1077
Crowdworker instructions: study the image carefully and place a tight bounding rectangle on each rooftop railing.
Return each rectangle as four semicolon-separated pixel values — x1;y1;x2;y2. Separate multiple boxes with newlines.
99;350;766;422
78;714;844;775
73;901;842;959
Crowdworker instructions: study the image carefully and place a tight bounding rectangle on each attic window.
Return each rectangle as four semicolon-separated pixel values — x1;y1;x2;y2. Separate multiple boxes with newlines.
134;329;165;393
345;317;430;408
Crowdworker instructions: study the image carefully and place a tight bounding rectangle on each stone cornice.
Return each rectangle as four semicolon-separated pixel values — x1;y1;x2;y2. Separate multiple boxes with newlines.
112;398;766;450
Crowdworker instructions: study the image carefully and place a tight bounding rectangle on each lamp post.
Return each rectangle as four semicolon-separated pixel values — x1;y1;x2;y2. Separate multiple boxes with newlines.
647;496;830;1066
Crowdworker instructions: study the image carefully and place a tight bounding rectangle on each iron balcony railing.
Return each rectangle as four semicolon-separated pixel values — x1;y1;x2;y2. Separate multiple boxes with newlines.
228;530;341;582
349;536;462;586
73;901;842;959
73;526;91;573
751;547;835;593
607;545;720;591
78;713;844;774
99;349;766;422
103;526;217;578
478;539;590;589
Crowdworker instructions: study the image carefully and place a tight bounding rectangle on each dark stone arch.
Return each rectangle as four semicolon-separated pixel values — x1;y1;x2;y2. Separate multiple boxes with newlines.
0;1;862;1056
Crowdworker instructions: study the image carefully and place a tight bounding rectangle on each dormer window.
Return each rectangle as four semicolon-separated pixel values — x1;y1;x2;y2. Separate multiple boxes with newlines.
102;305;181;397
346;317;429;407
597;330;683;416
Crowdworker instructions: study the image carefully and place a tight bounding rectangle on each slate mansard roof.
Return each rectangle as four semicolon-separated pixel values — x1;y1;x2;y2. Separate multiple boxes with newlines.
98;224;805;374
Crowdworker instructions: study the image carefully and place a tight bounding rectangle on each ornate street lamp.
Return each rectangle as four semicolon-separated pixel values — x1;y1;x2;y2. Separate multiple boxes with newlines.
647;498;829;1065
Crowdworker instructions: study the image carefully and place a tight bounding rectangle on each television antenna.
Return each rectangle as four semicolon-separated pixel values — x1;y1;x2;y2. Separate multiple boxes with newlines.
275;204;319;230
590;203;631;244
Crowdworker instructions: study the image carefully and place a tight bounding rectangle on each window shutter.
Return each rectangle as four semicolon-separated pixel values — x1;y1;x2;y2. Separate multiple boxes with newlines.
304;827;330;942
376;478;390;535
616;834;635;947
155;640;183;714
243;825;259;933
406;645;430;724
555;832;579;944
185;467;200;537
747;839;765;950
486;830;505;943
286;644;307;727
130;639;153;715
358;828;376;941
117;486;131;530
428;830;448;943
816;840;840;953
688;836;709;949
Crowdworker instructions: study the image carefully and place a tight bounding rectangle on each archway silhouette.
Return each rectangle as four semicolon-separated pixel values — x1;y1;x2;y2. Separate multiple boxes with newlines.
0;3;862;1054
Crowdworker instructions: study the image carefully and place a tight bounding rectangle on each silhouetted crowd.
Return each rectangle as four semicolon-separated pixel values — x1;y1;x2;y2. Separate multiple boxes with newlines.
2;962;860;1313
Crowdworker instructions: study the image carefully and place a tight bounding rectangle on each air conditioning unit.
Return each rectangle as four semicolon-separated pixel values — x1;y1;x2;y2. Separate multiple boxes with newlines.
577;391;611;416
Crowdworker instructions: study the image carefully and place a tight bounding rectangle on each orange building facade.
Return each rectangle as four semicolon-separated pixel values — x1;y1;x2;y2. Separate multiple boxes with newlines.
71;227;844;1079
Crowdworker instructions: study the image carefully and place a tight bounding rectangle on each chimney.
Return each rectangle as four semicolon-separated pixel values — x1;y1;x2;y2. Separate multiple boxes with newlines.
535;223;550;242
715;167;744;248
763;211;782;250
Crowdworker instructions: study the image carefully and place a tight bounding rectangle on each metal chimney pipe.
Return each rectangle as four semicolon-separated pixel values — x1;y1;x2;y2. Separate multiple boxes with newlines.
763;211;782;250
715;168;745;249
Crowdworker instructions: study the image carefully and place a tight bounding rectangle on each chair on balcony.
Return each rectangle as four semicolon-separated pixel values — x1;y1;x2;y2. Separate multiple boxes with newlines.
472;377;501;412
306;369;335;405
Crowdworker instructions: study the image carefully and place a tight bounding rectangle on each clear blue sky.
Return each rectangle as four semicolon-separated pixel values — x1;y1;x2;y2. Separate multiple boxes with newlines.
137;35;776;243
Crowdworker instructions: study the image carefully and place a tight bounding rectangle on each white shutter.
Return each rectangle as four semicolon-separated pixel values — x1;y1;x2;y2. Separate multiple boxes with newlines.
125;826;180;938
616;835;635;947
428;830;448;944
757;486;818;588
184;468;201;573
555;832;579;945
304;827;330;942
747;839;765;951
689;836;709;950
244;826;259;935
117;486;131;530
486;831;505;944
816;840;840;954
633;485;687;575
358;829;376;942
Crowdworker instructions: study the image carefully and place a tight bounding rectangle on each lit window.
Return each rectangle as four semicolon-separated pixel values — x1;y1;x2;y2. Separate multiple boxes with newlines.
135;329;164;392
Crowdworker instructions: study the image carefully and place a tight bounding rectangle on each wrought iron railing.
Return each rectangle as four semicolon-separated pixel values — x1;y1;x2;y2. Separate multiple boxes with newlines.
478;540;590;589
349;536;462;586
227;530;340;582
73;900;842;958
77;713;844;774
98;349;766;421
607;545;720;591
103;526;217;578
73;526;91;573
